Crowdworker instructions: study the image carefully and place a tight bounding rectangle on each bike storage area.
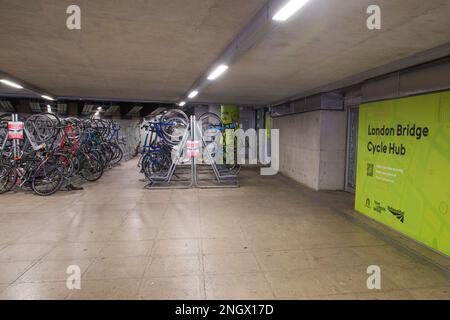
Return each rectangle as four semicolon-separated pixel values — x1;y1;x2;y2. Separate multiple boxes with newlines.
0;0;448;303
139;109;239;189
0;107;241;196
0;113;130;196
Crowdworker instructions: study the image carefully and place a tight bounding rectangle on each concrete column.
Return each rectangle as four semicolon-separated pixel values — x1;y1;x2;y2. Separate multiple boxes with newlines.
273;109;347;191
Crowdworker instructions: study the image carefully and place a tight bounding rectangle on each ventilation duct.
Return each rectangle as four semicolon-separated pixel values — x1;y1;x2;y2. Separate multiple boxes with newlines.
127;106;143;116
104;105;119;116
29;101;43;113
0;100;15;112
82;104;96;116
57;103;67;114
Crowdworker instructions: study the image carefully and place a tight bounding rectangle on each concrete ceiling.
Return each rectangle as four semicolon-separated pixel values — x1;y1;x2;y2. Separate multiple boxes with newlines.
0;0;266;101
199;0;450;105
0;0;449;105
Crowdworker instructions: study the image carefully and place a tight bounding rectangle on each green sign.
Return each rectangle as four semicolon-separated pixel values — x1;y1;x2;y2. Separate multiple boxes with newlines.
355;91;450;256
221;105;240;164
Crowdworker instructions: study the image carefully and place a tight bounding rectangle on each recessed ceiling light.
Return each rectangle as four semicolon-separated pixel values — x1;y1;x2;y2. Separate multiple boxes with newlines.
178;101;186;107
41;95;55;101
0;79;24;89
188;90;199;99
207;65;229;81
272;0;310;22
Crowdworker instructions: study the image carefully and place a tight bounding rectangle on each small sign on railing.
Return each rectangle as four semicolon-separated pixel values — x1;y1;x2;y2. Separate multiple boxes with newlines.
187;140;200;158
8;121;24;140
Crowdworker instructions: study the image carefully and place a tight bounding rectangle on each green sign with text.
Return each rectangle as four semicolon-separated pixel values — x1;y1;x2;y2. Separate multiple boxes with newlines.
355;91;450;256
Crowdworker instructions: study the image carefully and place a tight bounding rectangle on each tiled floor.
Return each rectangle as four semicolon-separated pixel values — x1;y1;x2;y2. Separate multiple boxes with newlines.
0;160;448;300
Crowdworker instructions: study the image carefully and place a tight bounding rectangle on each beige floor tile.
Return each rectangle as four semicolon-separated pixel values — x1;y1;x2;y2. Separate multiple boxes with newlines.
121;216;164;228
0;261;35;284
0;282;70;300
158;224;201;239
0;230;24;245
255;251;316;271
65;227;115;242
111;227;158;241
306;247;366;268
138;192;172;203
353;290;416;300
69;279;140;300
131;203;168;215
0;244;55;262
68;216;124;229
205;273;274;300
381;264;450;289
16;231;68;243
145;255;201;277
409;286;450;300
247;236;304;252
201;223;245;239
300;293;357;300
100;241;153;258
139;276;203;300
352;246;419;266
170;190;199;203
202;238;251;254
266;269;340;298
331;232;386;247
0;161;447;300
153;239;199;256
85;257;149;280
19;259;92;283
165;204;199;216
71;204;136;212
204;253;260;274
325;266;399;294
44;243;105;260
0;284;7;294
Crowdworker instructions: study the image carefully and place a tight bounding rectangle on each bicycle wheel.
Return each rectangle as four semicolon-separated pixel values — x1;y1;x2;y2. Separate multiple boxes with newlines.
198;112;224;164
0;164;17;194
31;157;65;196
54;152;75;178
198;112;223;135
110;143;123;165
79;154;104;182
25;113;61;146
142;150;171;178
160;109;189;145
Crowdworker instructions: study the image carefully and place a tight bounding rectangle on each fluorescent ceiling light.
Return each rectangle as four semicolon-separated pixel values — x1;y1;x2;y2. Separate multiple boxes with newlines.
207;65;229;81
0;79;23;89
272;0;310;22
41;95;55;101
188;90;199;99
178;101;186;107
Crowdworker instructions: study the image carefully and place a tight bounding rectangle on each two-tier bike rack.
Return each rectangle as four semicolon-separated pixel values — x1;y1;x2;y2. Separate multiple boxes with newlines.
145;115;239;190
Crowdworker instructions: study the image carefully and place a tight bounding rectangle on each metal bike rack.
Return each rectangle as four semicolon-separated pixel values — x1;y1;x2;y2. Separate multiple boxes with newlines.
144;115;239;190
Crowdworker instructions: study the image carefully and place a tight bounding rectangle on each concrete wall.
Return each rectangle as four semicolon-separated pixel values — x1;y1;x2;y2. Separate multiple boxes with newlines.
273;110;347;191
274;111;321;190
113;118;141;160
318;111;347;190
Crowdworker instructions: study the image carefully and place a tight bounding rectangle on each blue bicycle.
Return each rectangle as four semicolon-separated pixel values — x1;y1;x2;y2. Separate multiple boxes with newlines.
139;109;188;178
